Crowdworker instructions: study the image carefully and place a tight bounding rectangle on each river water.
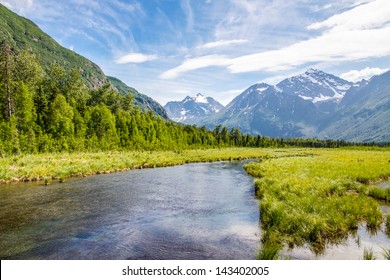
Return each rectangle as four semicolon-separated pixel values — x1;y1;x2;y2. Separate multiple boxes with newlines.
0;161;260;260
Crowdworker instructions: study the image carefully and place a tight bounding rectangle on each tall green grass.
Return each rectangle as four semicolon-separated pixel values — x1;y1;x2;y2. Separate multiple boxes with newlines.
0;148;305;183
245;149;390;255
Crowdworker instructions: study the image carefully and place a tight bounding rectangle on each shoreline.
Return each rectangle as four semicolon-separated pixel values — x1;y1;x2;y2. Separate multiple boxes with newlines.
1;148;297;185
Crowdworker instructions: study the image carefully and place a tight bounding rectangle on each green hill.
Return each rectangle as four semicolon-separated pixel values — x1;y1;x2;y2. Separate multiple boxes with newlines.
0;3;169;118
0;3;107;88
108;76;168;119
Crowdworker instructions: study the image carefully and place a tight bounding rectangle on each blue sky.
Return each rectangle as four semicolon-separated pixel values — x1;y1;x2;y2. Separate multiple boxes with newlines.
2;0;390;105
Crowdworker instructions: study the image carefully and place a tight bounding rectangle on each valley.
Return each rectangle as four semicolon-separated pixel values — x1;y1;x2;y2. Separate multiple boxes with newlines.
1;2;389;261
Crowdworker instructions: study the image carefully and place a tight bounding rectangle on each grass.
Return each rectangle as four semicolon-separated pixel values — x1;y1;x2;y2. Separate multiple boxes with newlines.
363;247;376;260
256;242;282;260
1;147;389;258
0;148;306;183
244;148;390;255
381;247;390;260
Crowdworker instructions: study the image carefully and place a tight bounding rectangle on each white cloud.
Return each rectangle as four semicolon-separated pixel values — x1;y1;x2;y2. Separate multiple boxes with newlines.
228;26;390;73
115;53;158;64
159;55;231;79
161;0;390;78
198;39;248;49
340;67;389;82
307;0;390;31
228;0;390;73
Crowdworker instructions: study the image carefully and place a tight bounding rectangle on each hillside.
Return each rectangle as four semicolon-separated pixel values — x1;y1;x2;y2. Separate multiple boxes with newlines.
108;76;168;119
319;70;390;142
0;3;169;117
0;3;107;88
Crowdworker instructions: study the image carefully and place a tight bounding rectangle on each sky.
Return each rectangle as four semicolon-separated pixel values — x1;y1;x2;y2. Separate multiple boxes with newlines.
1;0;390;106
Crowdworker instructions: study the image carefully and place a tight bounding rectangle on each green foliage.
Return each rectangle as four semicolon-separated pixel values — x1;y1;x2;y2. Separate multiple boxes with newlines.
244;149;390;255
256;242;282;260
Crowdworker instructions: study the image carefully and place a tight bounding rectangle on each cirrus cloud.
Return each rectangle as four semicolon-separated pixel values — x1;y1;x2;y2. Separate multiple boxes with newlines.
161;0;390;79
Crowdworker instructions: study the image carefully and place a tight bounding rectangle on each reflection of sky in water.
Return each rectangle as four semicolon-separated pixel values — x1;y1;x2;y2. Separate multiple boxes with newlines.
285;221;390;260
0;161;260;260
378;180;390;190
1;162;388;260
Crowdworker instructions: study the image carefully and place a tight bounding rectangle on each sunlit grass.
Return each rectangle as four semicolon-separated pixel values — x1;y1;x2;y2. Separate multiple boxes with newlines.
0;148;304;183
244;148;390;255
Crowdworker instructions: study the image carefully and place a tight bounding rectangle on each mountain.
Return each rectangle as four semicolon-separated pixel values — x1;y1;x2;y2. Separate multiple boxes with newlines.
108;76;168;119
203;83;318;137
0;3;106;88
201;69;390;142
319;70;390;142
0;4;167;118
276;68;353;114
164;93;224;124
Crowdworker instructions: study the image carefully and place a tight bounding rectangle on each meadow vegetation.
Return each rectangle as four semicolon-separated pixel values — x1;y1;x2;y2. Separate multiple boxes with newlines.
244;149;390;257
0;147;300;183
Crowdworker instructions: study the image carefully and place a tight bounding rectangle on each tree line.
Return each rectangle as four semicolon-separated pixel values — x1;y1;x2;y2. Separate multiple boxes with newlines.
0;42;386;155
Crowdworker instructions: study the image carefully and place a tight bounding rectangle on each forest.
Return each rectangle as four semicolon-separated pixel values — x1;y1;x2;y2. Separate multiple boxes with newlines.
0;42;386;156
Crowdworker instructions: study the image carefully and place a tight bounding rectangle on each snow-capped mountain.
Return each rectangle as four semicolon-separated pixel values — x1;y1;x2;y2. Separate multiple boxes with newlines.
319;70;390;142
201;68;390;141
164;93;224;124
276;69;354;113
203;82;318;137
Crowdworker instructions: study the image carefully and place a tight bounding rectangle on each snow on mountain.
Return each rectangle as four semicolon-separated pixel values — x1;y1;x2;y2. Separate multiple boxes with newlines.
164;93;224;124
277;69;354;112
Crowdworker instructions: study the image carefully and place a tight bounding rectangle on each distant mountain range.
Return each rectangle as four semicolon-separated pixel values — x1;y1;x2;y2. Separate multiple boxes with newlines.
165;69;389;142
164;93;223;124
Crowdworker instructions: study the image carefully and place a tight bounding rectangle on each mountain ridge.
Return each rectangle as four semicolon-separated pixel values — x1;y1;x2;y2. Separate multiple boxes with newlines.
164;93;224;124
198;68;389;142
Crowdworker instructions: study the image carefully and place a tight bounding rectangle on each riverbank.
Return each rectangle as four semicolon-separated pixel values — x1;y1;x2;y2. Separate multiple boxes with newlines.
243;149;390;258
0;148;306;184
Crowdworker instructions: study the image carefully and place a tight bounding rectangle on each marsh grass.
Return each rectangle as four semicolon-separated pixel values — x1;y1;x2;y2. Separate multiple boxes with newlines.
363;247;376;260
381;247;390;260
0;148;306;183
256;242;282;260
245;149;390;255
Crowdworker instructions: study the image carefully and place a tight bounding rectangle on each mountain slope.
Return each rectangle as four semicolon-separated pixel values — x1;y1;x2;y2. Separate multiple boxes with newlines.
276;69;353;113
164;93;224;124
203;83;318;137
0;4;168;118
108;76;168;119
201;69;389;142
0;3;107;88
319;70;390;142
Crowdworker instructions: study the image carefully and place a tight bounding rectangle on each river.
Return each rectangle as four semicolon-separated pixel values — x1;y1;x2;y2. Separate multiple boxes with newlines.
0;161;260;260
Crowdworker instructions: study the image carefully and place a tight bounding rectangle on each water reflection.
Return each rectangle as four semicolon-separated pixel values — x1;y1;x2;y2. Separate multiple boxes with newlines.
0;161;260;260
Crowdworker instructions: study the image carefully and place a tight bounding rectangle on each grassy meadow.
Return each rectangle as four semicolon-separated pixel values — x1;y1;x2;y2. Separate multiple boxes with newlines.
0;148;305;183
1;147;389;259
244;148;390;257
